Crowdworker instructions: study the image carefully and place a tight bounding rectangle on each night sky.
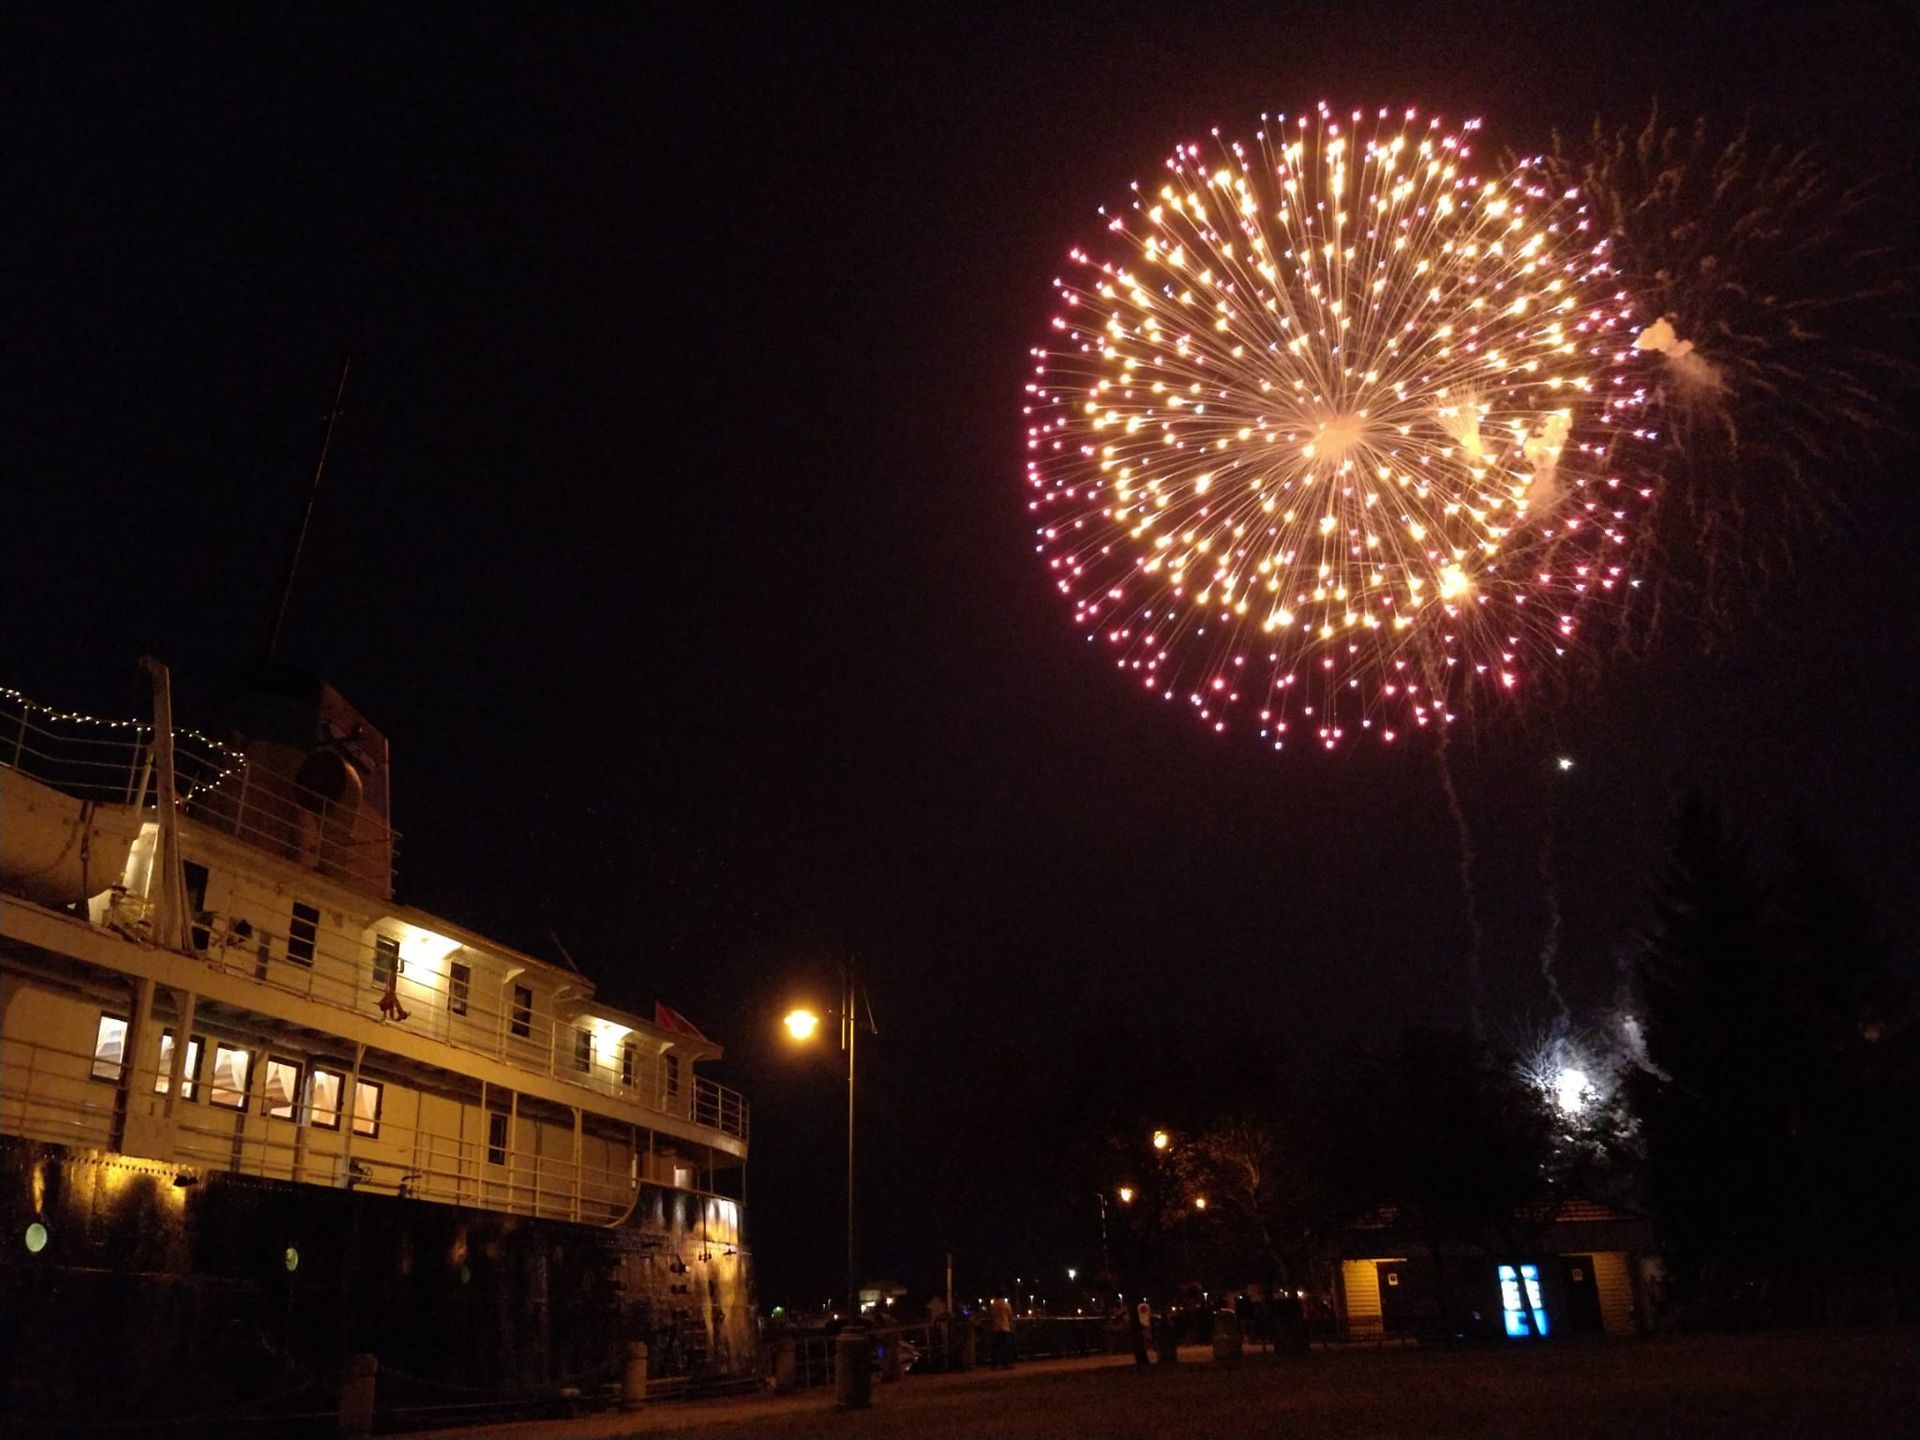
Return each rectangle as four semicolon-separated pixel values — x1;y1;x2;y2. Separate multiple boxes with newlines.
6;4;1916;1307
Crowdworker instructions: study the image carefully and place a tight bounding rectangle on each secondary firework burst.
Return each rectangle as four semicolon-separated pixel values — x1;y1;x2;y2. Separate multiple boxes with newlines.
1546;113;1915;627
1024;105;1649;750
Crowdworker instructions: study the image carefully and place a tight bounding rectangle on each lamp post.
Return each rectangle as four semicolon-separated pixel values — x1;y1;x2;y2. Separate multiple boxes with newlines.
783;954;870;1319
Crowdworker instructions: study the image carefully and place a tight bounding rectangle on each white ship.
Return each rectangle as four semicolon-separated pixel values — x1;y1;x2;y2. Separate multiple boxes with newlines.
0;660;753;1427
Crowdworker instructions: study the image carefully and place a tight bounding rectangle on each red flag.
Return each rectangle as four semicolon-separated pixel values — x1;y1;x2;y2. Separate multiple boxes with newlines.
654;1001;709;1043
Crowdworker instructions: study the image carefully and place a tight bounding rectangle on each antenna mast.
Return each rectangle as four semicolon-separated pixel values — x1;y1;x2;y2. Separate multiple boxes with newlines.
266;356;351;662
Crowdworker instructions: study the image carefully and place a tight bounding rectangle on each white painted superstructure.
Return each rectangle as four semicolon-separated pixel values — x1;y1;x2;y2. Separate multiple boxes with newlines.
1;672;747;1230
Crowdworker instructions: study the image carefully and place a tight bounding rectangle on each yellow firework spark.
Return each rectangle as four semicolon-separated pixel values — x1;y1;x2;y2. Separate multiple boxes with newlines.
1024;105;1648;750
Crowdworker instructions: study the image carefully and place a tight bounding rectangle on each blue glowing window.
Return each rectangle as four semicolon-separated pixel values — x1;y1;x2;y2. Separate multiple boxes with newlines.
1498;1263;1550;1337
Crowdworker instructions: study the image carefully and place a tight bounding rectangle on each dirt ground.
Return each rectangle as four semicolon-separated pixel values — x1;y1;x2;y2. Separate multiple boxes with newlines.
420;1327;1917;1440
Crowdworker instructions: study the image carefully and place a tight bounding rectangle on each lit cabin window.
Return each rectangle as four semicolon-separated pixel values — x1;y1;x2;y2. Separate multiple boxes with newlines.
510;985;533;1038
264;1057;303;1120
486;1112;508;1166
574;1028;592;1073
90;1014;129;1082
621;1041;637;1087
155;1031;203;1099
287;902;320;967
210;1044;252;1110
309;1069;343;1130
449;961;471;1016
664;1052;681;1098
372;935;401;988
352;1079;383;1138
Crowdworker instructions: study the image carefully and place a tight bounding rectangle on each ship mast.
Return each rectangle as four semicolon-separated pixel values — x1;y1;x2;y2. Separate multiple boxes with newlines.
265;357;351;663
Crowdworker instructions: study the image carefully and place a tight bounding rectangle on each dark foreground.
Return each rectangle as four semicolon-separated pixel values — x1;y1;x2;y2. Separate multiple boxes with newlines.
422;1328;1917;1440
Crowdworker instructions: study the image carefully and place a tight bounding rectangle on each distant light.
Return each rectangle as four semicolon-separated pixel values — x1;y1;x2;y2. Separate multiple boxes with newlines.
1117;1186;1135;1204
1067;1267;1077;1281
24;1222;48;1254
284;1245;300;1273
1194;1196;1208;1210
1151;1129;1170;1151
783;1009;821;1042
1557;756;1574;771
1553;1066;1591;1115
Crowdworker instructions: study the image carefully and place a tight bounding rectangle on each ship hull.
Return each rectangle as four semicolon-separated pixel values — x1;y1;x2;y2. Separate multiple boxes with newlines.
0;1136;754;1430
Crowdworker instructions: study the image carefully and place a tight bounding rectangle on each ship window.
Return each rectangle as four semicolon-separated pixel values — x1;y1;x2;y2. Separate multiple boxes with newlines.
186;862;211;951
621;1041;637;1087
287;902;320;967
91;1014;129;1082
264;1057;303;1120
155;1031;204;1099
373;935;401;988
664;1052;681;1098
574;1027;592;1073
449;961;471;1016
510;985;532;1038
352;1079;383;1138
210;1044;253;1110
309;1068;343;1130
487;1111;509;1166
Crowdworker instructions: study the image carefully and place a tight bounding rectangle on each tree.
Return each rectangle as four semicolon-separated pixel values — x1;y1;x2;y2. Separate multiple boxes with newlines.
1630;796;1916;1323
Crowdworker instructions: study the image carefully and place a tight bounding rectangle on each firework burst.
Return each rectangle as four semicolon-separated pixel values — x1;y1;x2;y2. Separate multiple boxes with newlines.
1546;113;1915;628
1025;105;1649;750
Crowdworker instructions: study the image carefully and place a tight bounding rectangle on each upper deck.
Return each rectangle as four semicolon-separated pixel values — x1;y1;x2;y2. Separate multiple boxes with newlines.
0;684;747;1152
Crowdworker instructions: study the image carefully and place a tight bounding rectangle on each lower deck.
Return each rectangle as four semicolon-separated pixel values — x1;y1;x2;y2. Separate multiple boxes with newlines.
1;953;742;1228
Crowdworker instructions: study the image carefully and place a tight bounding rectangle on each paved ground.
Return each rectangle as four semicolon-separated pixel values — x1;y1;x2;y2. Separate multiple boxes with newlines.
416;1329;1917;1439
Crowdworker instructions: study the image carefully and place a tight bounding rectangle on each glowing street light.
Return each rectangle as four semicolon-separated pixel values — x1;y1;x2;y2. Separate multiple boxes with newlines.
783;1008;820;1041
1193;1196;1208;1211
1151;1129;1170;1151
780;960;874;1318
1117;1186;1135;1205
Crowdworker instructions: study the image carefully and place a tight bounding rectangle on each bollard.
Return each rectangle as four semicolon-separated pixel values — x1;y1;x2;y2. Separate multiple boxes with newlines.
773;1338;798;1392
338;1352;377;1438
879;1329;903;1383
1211;1309;1244;1363
835;1325;872;1411
621;1340;649;1409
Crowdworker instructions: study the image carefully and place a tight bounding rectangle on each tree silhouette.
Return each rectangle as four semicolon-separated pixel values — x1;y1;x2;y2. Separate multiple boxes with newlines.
1630;795;1916;1323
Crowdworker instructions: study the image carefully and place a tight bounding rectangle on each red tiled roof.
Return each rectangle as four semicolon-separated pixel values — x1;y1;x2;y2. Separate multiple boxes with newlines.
1350;1196;1638;1230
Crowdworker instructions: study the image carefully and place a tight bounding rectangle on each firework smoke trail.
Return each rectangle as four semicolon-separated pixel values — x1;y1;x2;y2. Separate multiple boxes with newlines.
1025;105;1648;752
1433;720;1485;1038
1545;111;1915;633
1539;754;1570;1023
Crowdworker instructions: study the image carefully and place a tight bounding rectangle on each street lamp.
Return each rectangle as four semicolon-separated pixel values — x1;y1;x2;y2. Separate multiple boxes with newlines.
784;1009;820;1041
1092;1193;1111;1280
1151;1129;1170;1151
781;956;873;1318
1117;1185;1135;1205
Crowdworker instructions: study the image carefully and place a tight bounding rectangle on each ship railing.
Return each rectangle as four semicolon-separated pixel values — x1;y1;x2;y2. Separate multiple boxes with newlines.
0;1034;118;1153
0;1034;748;1229
0;688;401;894
99;907;749;1142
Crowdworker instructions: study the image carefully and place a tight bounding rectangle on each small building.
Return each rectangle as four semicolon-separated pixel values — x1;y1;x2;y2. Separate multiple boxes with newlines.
1334;1197;1654;1341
